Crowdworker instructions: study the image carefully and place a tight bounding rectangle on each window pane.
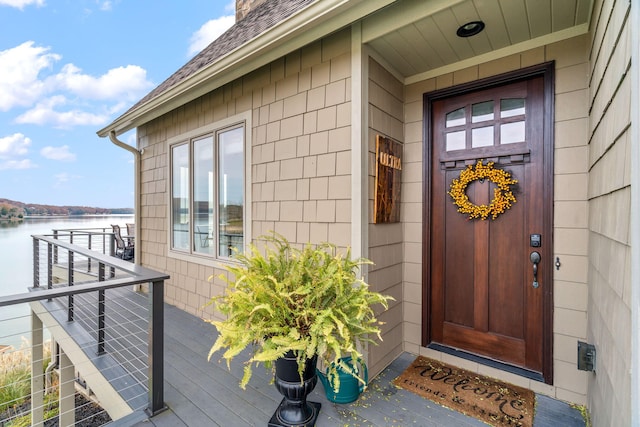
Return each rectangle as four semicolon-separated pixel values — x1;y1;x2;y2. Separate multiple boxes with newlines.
446;108;465;127
446;131;466;151
501;121;525;144
193;137;214;255
472;126;494;147
472;101;494;123
218;127;244;257
500;98;525;118
172;144;190;251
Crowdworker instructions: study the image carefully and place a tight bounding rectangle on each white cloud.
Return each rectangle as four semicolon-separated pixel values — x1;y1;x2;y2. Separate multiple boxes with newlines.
0;133;31;158
224;1;235;13
15;95;109;128
0;41;60;111
0;133;34;169
0;159;36;170
188;15;235;57
40;145;76;161
53;172;81;187
0;41;153;128
0;0;45;10
98;1;112;11
52;63;153;102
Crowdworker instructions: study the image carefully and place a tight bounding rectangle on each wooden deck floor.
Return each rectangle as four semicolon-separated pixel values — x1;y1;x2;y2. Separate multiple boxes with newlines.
127;303;587;427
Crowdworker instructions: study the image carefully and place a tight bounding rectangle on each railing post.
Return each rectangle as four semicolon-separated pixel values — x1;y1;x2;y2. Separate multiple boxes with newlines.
47;242;53;301
98;263;106;355
109;235;116;278
147;279;166;416
33;237;40;288
87;233;93;273
53;230;59;264
68;250;74;322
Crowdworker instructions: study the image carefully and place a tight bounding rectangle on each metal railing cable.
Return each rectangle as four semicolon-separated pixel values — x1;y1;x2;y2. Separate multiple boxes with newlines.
0;232;168;426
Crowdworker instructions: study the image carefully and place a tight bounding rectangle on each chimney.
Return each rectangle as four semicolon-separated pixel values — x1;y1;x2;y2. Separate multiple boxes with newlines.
236;0;269;21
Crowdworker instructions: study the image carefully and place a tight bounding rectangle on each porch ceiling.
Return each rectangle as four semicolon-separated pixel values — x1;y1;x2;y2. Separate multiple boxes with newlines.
362;0;592;83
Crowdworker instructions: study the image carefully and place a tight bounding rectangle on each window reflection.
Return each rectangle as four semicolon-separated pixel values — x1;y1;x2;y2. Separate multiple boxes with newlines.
446;131;466;151
472;126;493;148
501;121;525;144
472;101;494;123
500;98;525;118
172;144;190;251
446;108;465;127
218;127;244;257
170;122;245;259
193;137;214;255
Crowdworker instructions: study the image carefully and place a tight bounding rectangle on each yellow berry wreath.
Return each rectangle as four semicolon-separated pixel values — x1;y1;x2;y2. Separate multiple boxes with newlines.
448;160;517;220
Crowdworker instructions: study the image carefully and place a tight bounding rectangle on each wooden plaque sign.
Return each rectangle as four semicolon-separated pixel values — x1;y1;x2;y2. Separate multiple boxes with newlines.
374;135;402;223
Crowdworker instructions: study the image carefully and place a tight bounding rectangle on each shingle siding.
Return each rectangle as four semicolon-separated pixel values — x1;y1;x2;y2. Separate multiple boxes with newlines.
586;0;632;425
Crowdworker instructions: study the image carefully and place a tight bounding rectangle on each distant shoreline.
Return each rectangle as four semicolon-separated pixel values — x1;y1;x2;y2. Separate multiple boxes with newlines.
23;213;134;219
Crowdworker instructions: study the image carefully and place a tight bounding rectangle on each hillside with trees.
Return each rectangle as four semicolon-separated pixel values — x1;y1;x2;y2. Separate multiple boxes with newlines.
0;198;133;219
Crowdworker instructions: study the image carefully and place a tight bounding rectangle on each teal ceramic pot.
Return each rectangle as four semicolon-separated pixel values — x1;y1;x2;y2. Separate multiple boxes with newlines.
317;356;368;404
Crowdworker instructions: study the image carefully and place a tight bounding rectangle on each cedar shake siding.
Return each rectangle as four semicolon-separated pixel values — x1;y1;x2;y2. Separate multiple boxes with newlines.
586;0;632;425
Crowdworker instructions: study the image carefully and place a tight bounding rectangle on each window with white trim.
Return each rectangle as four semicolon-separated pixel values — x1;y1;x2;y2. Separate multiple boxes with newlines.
170;122;245;259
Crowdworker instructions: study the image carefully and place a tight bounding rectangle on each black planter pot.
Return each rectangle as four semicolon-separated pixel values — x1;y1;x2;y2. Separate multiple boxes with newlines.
268;352;321;427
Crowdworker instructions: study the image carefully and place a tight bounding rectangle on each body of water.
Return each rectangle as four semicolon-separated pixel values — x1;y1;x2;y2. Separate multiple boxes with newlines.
0;215;134;347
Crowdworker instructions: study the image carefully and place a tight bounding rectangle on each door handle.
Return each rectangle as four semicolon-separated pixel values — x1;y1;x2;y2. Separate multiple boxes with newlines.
530;251;541;288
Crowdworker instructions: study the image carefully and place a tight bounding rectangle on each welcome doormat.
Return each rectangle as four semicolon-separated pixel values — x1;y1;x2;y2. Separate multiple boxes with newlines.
393;356;535;427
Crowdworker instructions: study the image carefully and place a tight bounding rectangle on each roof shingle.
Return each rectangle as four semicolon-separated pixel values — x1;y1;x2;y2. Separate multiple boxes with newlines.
123;0;315;117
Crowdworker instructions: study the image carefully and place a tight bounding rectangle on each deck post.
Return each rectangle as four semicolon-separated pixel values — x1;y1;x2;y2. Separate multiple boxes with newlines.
31;310;44;427
59;347;75;426
147;279;166;415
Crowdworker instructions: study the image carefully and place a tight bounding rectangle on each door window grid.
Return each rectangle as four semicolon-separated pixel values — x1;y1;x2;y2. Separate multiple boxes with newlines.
444;98;526;151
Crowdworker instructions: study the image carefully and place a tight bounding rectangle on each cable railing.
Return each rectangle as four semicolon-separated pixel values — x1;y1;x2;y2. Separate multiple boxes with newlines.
0;232;168;426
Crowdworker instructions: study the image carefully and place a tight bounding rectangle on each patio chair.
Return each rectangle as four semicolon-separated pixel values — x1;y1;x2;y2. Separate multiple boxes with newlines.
196;226;212;248
125;223;135;246
112;224;134;260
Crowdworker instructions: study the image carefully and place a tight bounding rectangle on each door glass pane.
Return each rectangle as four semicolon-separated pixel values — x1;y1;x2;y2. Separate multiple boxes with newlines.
500;98;525;118
472;126;493;147
446;108;465;127
446;131;466;151
218;127;244;257
193;136;214;255
472;101;494;123
171;144;190;251
501;121;525;144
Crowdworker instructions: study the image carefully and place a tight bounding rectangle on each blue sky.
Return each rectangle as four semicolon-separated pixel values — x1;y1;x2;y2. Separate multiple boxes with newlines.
0;0;235;209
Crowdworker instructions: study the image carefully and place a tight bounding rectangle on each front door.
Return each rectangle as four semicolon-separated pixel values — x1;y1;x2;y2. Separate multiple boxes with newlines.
423;64;554;383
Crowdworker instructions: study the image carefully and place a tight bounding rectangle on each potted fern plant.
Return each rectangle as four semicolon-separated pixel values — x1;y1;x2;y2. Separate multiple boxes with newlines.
206;233;391;427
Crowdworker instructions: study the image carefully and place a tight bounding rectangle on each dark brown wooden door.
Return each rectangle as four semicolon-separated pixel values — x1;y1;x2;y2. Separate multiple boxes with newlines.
424;66;553;382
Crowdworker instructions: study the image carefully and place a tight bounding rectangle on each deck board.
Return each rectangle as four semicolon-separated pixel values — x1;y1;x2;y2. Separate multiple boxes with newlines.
43;287;585;426
132;303;586;427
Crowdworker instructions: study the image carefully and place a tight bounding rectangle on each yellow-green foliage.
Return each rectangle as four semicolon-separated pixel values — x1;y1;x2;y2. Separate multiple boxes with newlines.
0;339;52;414
1;340;33;414
207;233;393;390
6;392;58;427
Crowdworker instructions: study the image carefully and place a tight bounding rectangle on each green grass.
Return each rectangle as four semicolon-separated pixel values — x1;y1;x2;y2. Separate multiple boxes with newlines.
0;367;30;413
5;392;59;427
0;339;52;416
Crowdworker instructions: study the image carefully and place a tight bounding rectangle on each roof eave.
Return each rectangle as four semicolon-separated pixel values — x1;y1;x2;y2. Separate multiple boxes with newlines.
97;0;395;137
